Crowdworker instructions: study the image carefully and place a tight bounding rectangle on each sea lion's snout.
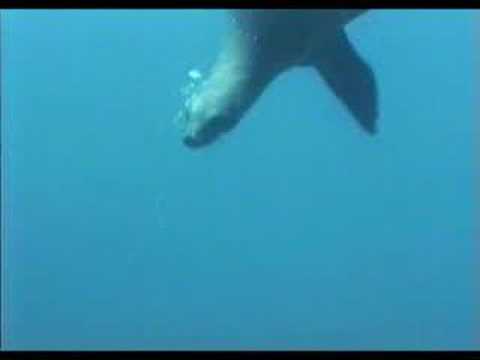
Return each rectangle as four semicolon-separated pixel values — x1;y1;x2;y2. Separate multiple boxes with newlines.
183;134;213;149
182;115;236;149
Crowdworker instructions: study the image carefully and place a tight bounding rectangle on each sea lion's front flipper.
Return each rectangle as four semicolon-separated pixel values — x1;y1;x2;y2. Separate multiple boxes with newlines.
312;30;378;134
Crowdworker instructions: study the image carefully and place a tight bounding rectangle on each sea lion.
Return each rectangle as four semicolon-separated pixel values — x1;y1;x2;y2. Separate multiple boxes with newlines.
177;10;377;149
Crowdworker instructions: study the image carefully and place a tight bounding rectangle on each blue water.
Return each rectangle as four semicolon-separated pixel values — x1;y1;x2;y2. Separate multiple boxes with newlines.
2;10;478;350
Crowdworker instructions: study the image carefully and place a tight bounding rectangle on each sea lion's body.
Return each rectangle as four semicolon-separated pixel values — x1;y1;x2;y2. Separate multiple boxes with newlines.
179;10;377;148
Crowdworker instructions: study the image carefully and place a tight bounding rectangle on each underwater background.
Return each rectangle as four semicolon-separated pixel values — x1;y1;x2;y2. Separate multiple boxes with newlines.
1;10;478;350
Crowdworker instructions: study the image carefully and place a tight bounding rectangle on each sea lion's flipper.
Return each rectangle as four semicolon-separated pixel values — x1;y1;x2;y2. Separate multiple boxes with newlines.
312;30;378;134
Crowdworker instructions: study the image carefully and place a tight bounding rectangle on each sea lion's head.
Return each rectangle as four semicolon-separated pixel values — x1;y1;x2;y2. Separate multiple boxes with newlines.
176;72;242;149
181;101;236;149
